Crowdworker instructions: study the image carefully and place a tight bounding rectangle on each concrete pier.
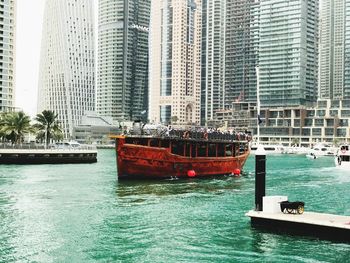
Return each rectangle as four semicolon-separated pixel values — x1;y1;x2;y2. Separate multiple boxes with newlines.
247;144;350;243
246;210;350;242
0;149;97;164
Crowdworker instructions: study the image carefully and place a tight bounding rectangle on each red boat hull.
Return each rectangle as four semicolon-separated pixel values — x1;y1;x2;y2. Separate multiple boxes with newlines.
115;138;250;179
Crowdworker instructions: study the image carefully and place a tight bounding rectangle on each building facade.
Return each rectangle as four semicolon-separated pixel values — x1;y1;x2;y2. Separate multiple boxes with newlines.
97;0;150;124
0;0;16;112
73;111;120;145
320;0;350;100
149;0;202;125
37;0;95;138
214;100;350;147
201;0;225;125
225;0;259;107
259;0;319;108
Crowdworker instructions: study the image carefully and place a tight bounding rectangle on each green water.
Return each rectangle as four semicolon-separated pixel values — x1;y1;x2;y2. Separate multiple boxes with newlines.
0;150;349;262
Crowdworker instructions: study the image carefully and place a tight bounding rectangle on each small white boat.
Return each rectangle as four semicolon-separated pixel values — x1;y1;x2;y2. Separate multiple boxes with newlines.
250;144;284;155
309;143;336;157
306;153;317;159
334;145;350;169
283;146;310;155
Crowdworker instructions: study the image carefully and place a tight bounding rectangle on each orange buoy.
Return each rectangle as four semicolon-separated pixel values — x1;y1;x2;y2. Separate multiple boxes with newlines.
187;170;196;177
233;168;241;176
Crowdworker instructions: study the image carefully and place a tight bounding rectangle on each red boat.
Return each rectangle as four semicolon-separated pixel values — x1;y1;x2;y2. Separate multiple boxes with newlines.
112;132;250;179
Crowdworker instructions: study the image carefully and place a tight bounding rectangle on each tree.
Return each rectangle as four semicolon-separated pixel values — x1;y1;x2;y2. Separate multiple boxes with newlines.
291;138;300;147
171;116;178;124
34;110;63;146
0;111;33;144
0;112;6;142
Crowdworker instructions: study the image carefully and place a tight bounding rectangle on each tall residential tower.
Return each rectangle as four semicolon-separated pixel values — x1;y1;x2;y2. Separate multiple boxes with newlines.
97;0;151;123
201;0;225;124
259;0;319;107
37;0;95;138
149;0;202;125
225;0;259;107
0;0;16;112
320;0;350;99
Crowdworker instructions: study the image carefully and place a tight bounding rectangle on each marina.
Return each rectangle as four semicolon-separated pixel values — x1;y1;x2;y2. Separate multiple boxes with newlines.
0;150;349;262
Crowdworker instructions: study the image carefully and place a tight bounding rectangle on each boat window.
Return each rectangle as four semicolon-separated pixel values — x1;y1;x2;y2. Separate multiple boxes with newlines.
125;138;138;144
191;143;197;157
217;144;225;157
185;143;191;157
139;138;149;146
160;140;170;148
197;143;207;157
225;144;232;157
240;143;246;153
208;144;216;157
321;148;327;151
150;139;159;147
341;155;350;162
264;147;275;151
171;142;185;156
340;145;349;151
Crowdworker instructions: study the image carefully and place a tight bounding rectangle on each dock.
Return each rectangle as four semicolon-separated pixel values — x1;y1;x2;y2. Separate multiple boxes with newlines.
248;146;350;243
0;148;97;164
246;210;350;242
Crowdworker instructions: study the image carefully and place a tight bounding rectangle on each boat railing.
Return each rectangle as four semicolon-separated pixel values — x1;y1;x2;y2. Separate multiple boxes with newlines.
134;129;251;142
0;143;97;151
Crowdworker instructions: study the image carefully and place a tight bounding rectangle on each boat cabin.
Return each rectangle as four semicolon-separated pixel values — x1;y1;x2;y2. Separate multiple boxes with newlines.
124;136;248;158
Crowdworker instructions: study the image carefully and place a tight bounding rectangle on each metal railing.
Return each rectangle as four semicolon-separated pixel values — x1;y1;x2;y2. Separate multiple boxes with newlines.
0;143;97;151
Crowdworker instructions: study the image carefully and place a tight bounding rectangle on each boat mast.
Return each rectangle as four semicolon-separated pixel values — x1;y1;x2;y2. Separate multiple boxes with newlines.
256;65;260;145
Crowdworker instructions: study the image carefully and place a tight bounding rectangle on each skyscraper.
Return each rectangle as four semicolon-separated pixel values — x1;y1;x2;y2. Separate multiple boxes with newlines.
201;0;225;124
320;0;350;99
259;0;319;107
0;0;16;112
37;0;95;138
149;0;202;125
225;0;259;107
97;0;151;124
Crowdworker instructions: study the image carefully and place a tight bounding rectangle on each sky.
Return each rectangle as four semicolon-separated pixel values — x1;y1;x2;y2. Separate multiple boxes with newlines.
15;0;98;117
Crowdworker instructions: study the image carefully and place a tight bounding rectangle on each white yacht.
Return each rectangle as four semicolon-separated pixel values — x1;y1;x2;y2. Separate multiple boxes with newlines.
282;146;310;155
250;144;285;155
335;145;350;169
309;143;336;157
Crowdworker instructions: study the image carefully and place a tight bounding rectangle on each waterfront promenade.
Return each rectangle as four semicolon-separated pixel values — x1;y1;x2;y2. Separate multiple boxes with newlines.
0;143;97;164
0;151;349;262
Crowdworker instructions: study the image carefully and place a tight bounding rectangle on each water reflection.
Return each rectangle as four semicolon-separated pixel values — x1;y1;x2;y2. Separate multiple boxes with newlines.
115;176;247;199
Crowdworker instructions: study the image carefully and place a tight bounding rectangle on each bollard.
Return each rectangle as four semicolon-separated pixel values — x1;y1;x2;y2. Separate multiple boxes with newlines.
255;145;266;211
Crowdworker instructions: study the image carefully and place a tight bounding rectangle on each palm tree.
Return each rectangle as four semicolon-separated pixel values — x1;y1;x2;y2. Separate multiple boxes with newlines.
0;111;33;144
0;112;5;141
34;110;63;146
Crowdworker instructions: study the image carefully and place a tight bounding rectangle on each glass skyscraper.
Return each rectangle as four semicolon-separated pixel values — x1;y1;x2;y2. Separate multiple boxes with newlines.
37;0;95;138
97;0;150;123
225;0;259;107
259;0;319;108
0;0;16;112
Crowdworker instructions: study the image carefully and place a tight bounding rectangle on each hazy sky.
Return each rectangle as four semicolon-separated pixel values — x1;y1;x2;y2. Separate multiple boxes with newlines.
15;0;98;117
